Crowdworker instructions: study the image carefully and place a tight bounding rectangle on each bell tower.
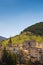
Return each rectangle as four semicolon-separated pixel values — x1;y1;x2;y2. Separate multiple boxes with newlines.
8;37;12;47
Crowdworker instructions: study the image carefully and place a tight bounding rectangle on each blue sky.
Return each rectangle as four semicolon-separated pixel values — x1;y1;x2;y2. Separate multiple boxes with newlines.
0;0;43;38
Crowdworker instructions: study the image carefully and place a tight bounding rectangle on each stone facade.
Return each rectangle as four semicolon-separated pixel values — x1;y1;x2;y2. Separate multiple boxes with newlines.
22;40;43;62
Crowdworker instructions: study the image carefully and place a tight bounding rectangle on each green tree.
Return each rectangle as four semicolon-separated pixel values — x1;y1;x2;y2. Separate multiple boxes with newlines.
1;47;17;65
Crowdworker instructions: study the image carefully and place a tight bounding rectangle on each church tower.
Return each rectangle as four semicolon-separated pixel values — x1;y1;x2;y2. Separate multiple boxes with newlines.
8;37;12;47
0;42;2;50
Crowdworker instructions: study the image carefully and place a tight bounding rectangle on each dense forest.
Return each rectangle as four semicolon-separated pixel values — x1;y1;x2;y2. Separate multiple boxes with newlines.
23;22;43;36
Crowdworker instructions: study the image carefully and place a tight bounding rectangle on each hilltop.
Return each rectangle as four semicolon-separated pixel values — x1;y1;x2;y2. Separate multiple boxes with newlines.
1;22;43;46
23;22;43;36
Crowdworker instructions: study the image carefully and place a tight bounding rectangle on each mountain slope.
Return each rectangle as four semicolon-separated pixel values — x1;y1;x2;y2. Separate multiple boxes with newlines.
0;36;7;41
1;22;43;46
23;22;43;36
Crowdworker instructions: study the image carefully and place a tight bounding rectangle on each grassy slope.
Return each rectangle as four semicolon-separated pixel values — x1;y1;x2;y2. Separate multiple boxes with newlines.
1;32;43;47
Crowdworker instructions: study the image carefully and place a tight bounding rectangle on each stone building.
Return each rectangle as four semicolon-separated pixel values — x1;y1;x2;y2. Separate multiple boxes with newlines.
22;40;43;62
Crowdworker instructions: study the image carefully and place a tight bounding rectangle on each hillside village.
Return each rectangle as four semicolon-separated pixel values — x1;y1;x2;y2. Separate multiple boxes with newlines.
0;37;43;64
0;22;43;65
